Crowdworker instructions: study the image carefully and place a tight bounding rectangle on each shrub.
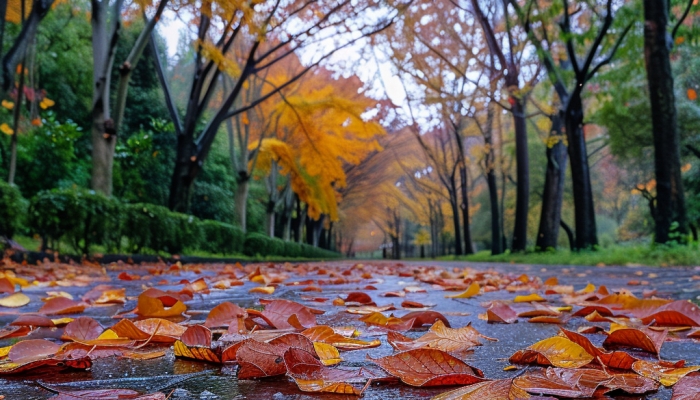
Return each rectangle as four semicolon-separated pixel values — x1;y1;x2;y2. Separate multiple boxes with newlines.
0;180;27;238
283;241;302;258
200;220;244;255
28;188;119;253
243;233;278;257
123;203;178;254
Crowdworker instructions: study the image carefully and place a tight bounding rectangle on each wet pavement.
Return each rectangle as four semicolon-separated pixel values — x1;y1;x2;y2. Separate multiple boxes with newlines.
1;260;699;399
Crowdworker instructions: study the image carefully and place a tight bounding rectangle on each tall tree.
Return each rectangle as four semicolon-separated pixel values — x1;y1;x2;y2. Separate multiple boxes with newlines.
643;0;693;243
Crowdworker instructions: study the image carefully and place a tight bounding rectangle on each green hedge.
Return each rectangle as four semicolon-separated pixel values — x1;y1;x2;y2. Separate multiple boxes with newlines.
25;188;340;258
0;181;27;238
28;188;120;253
243;232;341;259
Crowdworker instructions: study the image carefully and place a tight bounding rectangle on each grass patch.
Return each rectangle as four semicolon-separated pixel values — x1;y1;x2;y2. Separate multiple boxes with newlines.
442;244;700;267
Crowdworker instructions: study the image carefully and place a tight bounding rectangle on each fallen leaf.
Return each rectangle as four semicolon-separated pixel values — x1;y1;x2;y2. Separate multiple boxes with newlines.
368;348;485;387
632;360;700;386
603;324;666;355
509;336;594;369
445;282;480;299
0;293;30;308
672;373;700;399
302;325;380;350
136;289;186;318
432;379;520;400
486;301;518;324
514;293;546;303
38;297;86;315
387;320;495;354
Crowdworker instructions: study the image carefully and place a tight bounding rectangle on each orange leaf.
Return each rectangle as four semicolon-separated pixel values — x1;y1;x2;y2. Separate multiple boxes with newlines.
302;325;380;350
688;88;698;101
38;297;86;315
509;336;594;368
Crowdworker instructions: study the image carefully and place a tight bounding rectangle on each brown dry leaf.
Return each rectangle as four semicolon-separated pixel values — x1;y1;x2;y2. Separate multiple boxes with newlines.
603;324;667;355
204;302;248;329
63;317;103;342
111;319;186;343
38;297;86;315
8;339;61;363
236;340;288;379
302;325;380;350
486;301;518;324
368;348;485;387
387;320;495;354
173;340;221;363
10;314;54;327
284;347;379;395
253;299;320;329
0;292;30;308
401;311;450;328
641;300;700;327
632;360;700;386
180;325;212;348
509;336;594;369
672;373;700;399
512;368;599;398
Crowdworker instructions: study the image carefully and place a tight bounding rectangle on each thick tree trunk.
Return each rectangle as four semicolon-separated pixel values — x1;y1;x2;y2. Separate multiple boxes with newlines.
565;93;597;249
644;0;688;243
459;164;474;254
511;96;529;252
536;111;568;250
234;175;249;232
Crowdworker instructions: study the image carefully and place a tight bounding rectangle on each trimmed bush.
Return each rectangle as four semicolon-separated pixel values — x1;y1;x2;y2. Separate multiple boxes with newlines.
0;180;27;238
29;188;120;253
282;241;302;258
200;220;244;255
243;233;341;259
243;233;277;257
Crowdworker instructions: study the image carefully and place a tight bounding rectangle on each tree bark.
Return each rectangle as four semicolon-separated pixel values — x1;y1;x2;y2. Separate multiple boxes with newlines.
485;99;503;255
565;92;597;249
449;184;463;256
459;164;474;254
536;110;568;250
644;0;688;243
511;96;529;251
234;174;249;232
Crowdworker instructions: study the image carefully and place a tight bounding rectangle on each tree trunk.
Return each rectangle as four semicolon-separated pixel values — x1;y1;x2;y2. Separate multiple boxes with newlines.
485;100;503;255
644;0;687;243
565;93;597;249
459;164;474;254
449;191;463;256
560;220;576;251
536;111;568;250
511;96;529;252
234;175;249;232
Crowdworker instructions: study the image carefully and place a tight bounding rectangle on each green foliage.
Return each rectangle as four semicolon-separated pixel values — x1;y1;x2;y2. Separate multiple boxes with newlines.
28;188;120;254
200;220;245;255
0;180;27;238
243;233;282;257
243;233;340;259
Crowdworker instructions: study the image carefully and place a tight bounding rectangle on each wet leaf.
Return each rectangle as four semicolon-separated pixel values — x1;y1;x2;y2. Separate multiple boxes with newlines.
135;289;186;318
672;373;700;399
302;325;380;350
313;342;342;365
603;324;666;355
509;336;594;369
445;282;480;298
359;312;415;331
63;317;103;342
432;379;522;400
0;292;30;308
39;297;86;315
486;301;518;324
368;348;485;387
641;300;700;327
284;347;376;395
204;302;247;329
632;360;700;386
387;320;495;354
9;339;61;363
236;340;288;378
514;293;546;303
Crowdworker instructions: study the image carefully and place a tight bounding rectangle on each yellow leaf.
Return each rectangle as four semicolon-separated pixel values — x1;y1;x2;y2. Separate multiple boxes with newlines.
249;286;275;294
0;292;30;307
39;97;55;109
514;293;546;303
445;282;480;299
0;123;13;135
97;329;120;340
503;365;517;371
632;360;700;386
1;100;14;110
509;336;594;369
51;317;74;326
577;283;595;294
313;342;342;365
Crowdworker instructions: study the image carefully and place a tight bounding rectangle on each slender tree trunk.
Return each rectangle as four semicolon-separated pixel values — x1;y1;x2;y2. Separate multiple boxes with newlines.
511;96;529;252
7;53;24;184
536;110;568;250
449;192;463;256
644;0;687;243
560;220;576;251
565;93;597;249
485;100;503;255
459;164;474;254
235;175;249;232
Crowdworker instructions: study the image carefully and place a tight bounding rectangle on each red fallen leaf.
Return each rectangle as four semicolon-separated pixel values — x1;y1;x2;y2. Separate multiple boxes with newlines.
641;300;700;327
204;302;247;329
382;291;405;297
220;339;249;363
118;271;140;280
401;300;430;308
0;325;32;339
38;297;86;315
9;339;61;363
57;342;124;360
302;325;381;350
63;317;103;341
180;325;212;348
0;354;92;375
111;319;186;343
50;389;166;400
487;301;518;323
236;340;289;379
11;315;55;327
284;347;379;395
268;332;315;354
368;348;486;387
401;311;450;328
603;325;667;355
0;277;15;293
672;373;700;399
344;292;375;305
603;372;659;394
267;299;321;329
